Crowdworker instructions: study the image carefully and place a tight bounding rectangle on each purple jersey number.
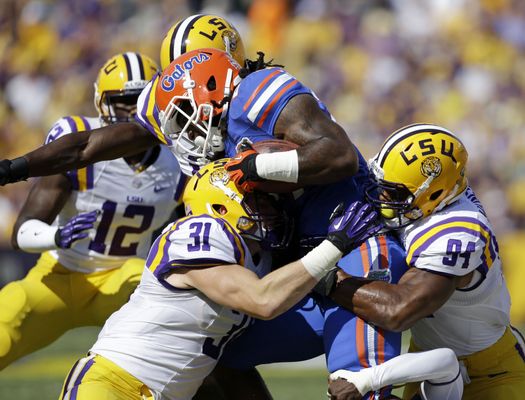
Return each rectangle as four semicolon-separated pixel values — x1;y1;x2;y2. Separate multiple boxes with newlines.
89;200;155;256
187;222;212;252
443;239;476;269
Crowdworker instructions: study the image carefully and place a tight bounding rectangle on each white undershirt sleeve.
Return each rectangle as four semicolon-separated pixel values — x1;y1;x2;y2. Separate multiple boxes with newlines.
330;348;463;400
16;219;59;253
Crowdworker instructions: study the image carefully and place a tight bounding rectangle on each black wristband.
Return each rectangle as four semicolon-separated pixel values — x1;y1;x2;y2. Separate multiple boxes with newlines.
245;155;262;181
9;157;29;182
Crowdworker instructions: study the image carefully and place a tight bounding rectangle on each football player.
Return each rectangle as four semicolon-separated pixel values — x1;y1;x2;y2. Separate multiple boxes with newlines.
0;52;185;370
0;27;402;396
329;124;525;399
58;160;380;400
151;48;418;399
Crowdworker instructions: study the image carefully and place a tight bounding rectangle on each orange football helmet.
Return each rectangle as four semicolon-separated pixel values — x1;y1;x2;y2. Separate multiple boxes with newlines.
155;48;242;174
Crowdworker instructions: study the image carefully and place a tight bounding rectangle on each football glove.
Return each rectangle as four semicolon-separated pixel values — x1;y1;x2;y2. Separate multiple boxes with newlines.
55;210;98;248
327;201;382;255
225;144;262;192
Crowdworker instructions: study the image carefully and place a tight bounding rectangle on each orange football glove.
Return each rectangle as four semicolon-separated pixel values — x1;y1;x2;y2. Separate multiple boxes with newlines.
225;147;262;192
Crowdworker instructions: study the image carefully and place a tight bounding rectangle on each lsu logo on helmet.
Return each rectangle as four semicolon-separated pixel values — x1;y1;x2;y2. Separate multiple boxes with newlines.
366;124;468;228
160;14;246;70
420;156;442;178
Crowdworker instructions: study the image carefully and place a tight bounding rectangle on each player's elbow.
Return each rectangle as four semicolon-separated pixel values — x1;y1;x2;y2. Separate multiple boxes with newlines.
309;138;359;182
247;298;281;320
325;140;359;179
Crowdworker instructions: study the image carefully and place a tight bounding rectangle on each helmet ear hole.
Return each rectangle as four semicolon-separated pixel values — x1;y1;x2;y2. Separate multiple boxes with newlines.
207;76;217;91
429;189;443;201
212;204;227;215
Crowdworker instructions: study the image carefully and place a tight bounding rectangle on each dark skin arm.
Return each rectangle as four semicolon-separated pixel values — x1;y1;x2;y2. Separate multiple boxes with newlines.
327;378;362;400
274;94;359;184
11;173;72;249
331;267;471;332
24;122;159;177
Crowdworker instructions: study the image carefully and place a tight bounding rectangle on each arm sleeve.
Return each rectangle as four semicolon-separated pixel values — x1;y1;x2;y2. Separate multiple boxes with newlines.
16;219;58;253
330;348;460;395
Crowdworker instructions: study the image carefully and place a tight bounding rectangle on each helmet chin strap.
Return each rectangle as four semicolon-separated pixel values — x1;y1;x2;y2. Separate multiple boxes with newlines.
412;175;434;199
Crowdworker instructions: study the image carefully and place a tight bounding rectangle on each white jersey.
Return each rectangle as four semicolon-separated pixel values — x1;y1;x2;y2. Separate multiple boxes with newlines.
91;215;265;400
44;116;186;273
398;187;511;356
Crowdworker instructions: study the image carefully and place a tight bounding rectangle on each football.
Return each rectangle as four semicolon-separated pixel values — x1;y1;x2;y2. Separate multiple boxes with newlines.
250;139;303;193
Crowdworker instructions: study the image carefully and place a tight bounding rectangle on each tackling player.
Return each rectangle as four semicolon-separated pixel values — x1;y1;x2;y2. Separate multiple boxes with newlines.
58;160;381;400
329;124;525;399
0;52;184;370
152;48;414;398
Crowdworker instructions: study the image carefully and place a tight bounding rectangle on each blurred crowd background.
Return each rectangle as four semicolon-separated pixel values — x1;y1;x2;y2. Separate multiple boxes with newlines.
1;0;525;321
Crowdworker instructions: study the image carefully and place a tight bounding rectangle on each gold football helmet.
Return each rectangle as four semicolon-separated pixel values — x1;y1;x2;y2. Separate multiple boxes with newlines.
94;52;159;125
160;14;245;70
366;124;468;228
183;159;292;249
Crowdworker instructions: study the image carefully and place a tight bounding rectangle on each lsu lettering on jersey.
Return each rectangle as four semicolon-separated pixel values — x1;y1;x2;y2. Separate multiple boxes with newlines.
44;116;186;273
91;215;258;400
399;187;511;356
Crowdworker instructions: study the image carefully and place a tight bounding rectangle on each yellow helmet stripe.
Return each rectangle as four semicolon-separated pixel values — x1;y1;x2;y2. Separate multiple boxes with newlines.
377;123;456;167
170;14;203;61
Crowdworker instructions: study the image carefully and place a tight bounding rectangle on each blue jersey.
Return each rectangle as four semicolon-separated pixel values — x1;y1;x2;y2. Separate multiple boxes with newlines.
226;68;370;247
225;67;330;154
220;233;408;399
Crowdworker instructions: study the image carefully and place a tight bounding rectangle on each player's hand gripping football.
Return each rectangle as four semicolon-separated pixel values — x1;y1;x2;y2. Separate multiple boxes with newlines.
327;201;382;255
225;143;262;192
55;210;99;248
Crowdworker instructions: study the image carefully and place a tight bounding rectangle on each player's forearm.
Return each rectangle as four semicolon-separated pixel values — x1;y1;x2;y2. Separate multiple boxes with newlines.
249;240;342;320
331;276;418;332
24;131;92;176
249;261;317;319
13;123;156;179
